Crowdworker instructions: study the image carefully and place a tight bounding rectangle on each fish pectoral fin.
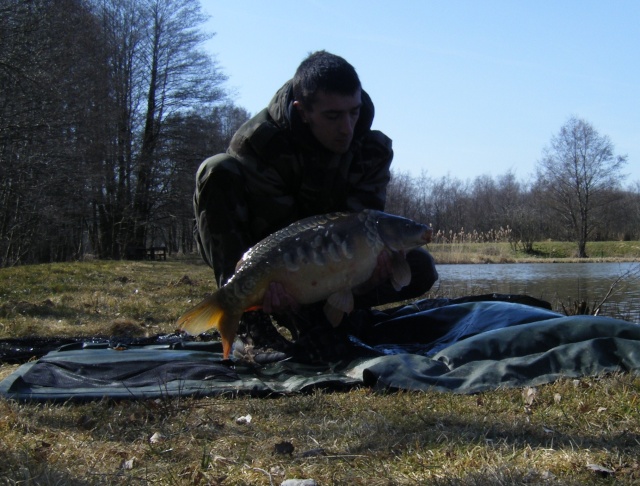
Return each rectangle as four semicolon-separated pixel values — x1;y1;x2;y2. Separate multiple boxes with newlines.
323;290;354;327
390;252;411;291
323;303;344;328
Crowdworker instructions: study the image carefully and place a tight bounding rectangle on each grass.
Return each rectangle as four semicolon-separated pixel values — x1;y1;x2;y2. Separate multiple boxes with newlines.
0;259;211;339
429;240;640;264
1;378;639;484
0;250;639;484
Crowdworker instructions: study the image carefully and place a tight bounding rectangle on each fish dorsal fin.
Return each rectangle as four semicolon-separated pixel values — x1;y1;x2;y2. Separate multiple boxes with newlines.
389;251;411;291
324;289;354;327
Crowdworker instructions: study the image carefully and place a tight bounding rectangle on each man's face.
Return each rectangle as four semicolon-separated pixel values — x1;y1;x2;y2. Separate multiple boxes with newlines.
294;88;362;154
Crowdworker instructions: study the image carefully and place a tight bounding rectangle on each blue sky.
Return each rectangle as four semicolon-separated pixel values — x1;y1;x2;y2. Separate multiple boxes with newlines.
200;1;639;185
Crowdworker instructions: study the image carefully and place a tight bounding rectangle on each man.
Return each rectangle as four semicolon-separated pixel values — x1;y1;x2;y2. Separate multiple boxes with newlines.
193;51;437;362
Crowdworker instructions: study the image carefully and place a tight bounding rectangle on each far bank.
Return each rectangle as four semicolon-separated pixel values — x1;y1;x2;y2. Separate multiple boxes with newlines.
428;240;640;264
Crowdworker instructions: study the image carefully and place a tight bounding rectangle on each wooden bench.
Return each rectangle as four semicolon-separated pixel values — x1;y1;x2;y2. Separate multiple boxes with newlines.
145;247;167;261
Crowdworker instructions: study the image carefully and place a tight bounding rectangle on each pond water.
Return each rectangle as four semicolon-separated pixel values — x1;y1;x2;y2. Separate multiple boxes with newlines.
433;262;640;323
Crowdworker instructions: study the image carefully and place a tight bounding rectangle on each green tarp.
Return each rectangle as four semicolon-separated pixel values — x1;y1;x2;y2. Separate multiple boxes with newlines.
1;300;639;401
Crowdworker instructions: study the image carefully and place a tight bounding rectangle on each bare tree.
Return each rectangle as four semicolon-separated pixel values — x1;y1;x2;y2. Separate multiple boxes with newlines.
429;175;470;235
0;0;108;265
0;0;239;264
132;0;226;248
506;182;546;253
536;117;627;257
211;102;252;150
386;170;421;221
596;186;640;241
468;174;499;233
91;0;228;258
153;106;249;254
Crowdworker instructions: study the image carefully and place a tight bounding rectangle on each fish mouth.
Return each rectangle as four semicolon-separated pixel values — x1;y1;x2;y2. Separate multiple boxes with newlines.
422;228;433;244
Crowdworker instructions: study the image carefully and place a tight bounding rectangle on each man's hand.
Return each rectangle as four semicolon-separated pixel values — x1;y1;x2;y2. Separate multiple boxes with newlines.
262;282;300;314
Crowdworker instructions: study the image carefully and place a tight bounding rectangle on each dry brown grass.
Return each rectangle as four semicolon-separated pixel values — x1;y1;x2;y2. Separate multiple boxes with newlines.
429;240;640;265
0;259;212;340
1;258;639;484
0;377;639;484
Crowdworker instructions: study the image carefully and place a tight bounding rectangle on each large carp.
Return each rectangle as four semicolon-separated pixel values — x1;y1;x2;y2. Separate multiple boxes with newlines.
177;209;432;359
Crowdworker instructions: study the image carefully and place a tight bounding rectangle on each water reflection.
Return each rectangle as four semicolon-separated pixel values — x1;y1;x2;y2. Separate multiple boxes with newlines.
433;262;640;323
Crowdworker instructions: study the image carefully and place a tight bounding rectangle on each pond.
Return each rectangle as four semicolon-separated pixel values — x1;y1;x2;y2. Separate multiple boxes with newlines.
433;262;640;323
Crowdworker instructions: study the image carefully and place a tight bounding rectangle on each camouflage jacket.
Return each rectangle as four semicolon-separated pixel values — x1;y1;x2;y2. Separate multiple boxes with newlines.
229;80;393;241
197;81;393;285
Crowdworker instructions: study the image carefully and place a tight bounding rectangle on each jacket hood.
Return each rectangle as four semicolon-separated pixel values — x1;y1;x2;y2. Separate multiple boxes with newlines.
267;80;375;141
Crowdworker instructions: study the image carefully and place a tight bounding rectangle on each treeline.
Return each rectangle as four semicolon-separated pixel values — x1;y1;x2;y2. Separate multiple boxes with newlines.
1;2;637;268
386;117;637;257
1;0;248;266
386;168;640;253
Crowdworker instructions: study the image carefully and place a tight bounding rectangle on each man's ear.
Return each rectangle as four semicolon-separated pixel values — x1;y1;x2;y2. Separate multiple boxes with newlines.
293;100;308;123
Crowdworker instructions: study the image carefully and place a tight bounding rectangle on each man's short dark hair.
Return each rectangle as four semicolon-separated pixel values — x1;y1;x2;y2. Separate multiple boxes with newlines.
293;51;361;109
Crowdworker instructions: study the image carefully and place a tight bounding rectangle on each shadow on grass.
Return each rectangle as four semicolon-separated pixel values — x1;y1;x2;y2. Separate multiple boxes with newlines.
0;299;80;320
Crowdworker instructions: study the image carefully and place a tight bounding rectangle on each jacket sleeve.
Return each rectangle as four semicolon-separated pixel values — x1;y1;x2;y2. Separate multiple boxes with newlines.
193;154;253;287
345;130;393;212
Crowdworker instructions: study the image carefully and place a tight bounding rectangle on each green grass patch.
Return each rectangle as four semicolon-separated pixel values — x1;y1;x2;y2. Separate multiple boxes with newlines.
429;240;640;264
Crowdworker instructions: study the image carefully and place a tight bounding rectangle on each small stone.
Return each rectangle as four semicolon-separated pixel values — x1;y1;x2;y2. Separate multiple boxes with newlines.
149;432;164;444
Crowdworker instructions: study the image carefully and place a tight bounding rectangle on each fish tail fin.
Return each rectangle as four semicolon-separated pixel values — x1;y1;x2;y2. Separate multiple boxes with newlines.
177;293;241;359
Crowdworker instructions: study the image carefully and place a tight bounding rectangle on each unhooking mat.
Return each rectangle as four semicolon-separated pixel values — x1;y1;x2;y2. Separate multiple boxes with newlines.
1;296;640;401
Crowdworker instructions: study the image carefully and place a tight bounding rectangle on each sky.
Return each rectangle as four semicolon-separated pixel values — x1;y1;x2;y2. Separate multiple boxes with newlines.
200;0;639;185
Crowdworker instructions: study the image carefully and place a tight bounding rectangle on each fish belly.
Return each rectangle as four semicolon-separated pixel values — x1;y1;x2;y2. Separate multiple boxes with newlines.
283;255;377;304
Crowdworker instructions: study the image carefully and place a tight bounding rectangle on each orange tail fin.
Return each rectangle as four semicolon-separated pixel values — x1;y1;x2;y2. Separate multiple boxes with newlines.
177;293;241;359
